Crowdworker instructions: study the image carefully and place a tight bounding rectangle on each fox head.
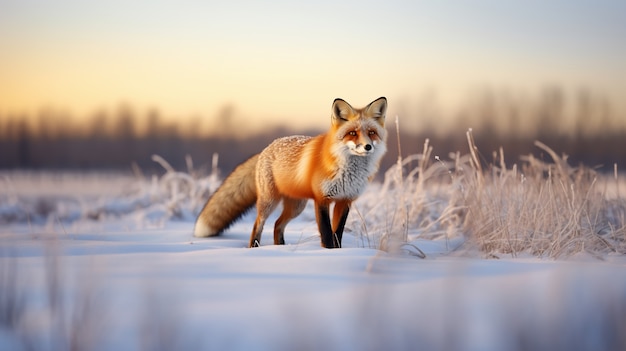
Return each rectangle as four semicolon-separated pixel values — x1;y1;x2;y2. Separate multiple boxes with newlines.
331;97;387;157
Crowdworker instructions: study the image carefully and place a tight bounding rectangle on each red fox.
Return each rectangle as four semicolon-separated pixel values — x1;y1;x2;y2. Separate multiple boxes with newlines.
194;97;387;248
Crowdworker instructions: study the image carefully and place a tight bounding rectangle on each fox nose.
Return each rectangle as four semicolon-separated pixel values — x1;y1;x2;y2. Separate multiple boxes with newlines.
364;144;372;151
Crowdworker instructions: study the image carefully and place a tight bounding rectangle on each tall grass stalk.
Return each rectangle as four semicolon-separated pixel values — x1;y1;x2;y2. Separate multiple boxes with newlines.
356;122;466;255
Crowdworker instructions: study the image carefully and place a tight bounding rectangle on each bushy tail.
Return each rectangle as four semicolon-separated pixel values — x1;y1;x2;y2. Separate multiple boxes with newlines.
193;154;259;237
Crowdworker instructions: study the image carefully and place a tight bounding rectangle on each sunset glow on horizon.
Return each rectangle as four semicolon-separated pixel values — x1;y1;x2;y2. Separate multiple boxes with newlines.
2;0;625;135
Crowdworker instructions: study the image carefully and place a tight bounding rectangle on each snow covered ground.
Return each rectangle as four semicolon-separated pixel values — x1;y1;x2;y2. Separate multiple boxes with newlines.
1;168;625;351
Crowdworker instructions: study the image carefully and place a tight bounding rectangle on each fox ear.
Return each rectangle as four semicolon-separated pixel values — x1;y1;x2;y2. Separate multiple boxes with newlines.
331;98;356;125
364;97;387;125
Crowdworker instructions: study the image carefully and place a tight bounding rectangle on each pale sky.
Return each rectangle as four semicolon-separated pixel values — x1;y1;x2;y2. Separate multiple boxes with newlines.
1;0;625;133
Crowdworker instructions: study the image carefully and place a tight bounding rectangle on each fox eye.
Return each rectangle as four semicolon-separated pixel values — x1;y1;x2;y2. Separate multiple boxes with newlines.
368;130;376;136
348;131;357;137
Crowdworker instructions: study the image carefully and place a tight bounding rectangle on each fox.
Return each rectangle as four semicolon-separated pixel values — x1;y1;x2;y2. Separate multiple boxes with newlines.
193;97;387;248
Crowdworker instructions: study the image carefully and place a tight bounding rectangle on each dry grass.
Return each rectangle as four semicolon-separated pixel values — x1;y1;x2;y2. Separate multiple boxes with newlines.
462;131;626;258
357;127;626;259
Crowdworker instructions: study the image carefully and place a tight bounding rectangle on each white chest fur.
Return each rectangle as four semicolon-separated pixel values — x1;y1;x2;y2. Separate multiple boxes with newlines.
321;155;373;199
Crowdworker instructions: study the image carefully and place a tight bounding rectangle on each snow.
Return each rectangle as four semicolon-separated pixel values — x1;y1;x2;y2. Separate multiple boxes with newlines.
1;170;625;351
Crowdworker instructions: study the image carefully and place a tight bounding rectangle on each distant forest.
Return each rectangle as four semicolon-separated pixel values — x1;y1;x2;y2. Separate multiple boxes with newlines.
1;88;625;175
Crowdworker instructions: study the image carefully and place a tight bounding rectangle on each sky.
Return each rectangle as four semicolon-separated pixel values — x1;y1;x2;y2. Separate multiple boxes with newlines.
1;0;625;134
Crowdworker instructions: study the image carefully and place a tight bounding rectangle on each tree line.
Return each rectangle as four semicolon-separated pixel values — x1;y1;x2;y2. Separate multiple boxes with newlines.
1;88;624;174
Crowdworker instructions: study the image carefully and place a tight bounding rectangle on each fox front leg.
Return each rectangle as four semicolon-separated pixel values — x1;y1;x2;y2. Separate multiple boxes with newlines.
331;200;350;248
315;201;336;248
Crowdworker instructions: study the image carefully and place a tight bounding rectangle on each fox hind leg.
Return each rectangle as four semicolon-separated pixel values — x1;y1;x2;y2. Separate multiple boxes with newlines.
249;196;279;248
273;197;307;245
